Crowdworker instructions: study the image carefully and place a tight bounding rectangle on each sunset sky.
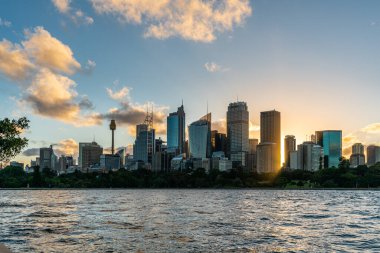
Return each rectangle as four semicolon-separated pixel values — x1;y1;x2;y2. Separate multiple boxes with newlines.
1;0;380;165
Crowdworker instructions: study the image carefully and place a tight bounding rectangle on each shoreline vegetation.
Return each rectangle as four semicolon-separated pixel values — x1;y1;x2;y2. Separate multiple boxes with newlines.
0;160;379;189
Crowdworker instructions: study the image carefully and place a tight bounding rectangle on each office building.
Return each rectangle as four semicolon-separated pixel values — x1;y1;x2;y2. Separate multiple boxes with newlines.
79;142;103;170
133;122;155;164
349;143;365;168
188;113;211;159
227;101;249;167
256;142;277;173
167;104;186;154
259;110;281;171
284;135;296;168
297;142;324;171
289;151;298;170
211;130;227;154
366;145;380;166
247;138;258;172
100;154;121;170
40;147;53;169
315;130;342;168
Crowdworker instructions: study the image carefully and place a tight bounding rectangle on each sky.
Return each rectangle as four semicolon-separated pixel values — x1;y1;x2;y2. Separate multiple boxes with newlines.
1;0;380;165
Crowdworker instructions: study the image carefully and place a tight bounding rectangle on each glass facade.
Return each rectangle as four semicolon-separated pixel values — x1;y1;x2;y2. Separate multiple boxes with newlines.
317;130;342;168
166;105;186;154
189;114;211;159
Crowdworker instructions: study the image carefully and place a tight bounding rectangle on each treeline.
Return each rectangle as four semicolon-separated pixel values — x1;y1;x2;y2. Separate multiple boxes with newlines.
1;161;380;188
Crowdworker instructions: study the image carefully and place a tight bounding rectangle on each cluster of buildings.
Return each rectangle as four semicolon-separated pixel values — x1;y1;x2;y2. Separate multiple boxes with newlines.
9;101;380;174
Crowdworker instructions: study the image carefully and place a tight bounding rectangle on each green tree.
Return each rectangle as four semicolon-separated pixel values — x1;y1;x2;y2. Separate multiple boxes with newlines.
0;117;30;165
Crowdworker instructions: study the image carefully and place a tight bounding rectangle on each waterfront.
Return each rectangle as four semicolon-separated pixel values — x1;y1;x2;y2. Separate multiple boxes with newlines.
0;190;379;252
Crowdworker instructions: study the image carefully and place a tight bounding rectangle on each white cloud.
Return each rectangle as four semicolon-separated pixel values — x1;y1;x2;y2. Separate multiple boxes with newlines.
91;0;252;42
204;61;229;72
106;86;131;101
52;0;71;13
0;17;11;27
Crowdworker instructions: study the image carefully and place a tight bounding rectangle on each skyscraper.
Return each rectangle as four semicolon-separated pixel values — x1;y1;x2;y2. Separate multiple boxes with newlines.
247;138;258;172
79;142;103;170
189;113;211;159
297;142;324;171
211;130;227;154
40;146;53;169
256;142;277;173
227;101;249;167
167;104;186;154
367;145;380;166
315;130;342;168
259;110;281;171
284;135;296;168
133;124;155;164
350;143;365;168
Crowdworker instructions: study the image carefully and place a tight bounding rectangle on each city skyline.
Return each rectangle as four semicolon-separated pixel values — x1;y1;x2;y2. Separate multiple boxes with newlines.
1;0;380;165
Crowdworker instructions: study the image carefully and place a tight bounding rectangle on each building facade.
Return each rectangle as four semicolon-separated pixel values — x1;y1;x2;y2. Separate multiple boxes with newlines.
256;142;277;173
133;123;156;164
227;102;249;167
315;130;342;168
167;104;186;154
297;142;324;171
284;135;296;168
259;110;281;171
79;142;103;170
366;145;380;166
188;113;211;159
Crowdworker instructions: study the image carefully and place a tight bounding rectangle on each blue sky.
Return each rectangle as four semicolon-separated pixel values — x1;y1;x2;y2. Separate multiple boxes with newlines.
1;0;380;164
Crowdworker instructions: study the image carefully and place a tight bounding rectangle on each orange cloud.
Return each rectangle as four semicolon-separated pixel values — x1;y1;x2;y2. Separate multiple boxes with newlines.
23;27;81;74
55;138;78;156
0;39;33;80
91;0;252;42
52;0;94;25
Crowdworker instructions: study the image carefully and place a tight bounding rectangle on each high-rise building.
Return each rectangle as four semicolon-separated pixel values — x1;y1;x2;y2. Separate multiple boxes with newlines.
367;145;380;166
133;124;155;164
211;130;227;154
247;138;258;172
40;147;53;169
297;142;324;171
259;110;281;171
189;113;211;159
79;142;103;170
256;142;277;173
315;130;342;168
100;154;121;170
284;135;296;168
167;104;186;154
349;143;365;168
227;102;249;167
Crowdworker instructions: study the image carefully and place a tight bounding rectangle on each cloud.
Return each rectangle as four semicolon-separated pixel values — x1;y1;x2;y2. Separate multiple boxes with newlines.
83;59;96;73
23;27;81;74
0;17;11;27
343;122;380;157
91;0;252;42
106;86;131;101
100;101;168;135
361;123;380;134
0;40;34;80
79;95;95;110
52;0;94;25
55;138;78;156
204;62;228;73
22;148;40;157
52;0;71;13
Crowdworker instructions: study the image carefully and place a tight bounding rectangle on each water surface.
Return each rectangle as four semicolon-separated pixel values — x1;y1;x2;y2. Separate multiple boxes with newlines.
0;190;379;252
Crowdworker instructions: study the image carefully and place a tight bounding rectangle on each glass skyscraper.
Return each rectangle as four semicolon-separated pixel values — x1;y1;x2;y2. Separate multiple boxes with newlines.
227;102;249;167
134;123;155;164
167;104;185;154
188;113;211;159
315;130;342;168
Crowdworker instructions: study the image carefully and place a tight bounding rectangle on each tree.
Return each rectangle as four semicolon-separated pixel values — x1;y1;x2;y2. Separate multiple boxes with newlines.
0;117;29;165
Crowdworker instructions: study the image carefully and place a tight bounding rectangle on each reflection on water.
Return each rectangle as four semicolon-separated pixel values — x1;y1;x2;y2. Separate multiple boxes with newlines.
0;190;379;252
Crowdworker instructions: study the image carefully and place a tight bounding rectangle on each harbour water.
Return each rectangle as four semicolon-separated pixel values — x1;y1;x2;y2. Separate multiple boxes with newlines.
0;189;379;252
